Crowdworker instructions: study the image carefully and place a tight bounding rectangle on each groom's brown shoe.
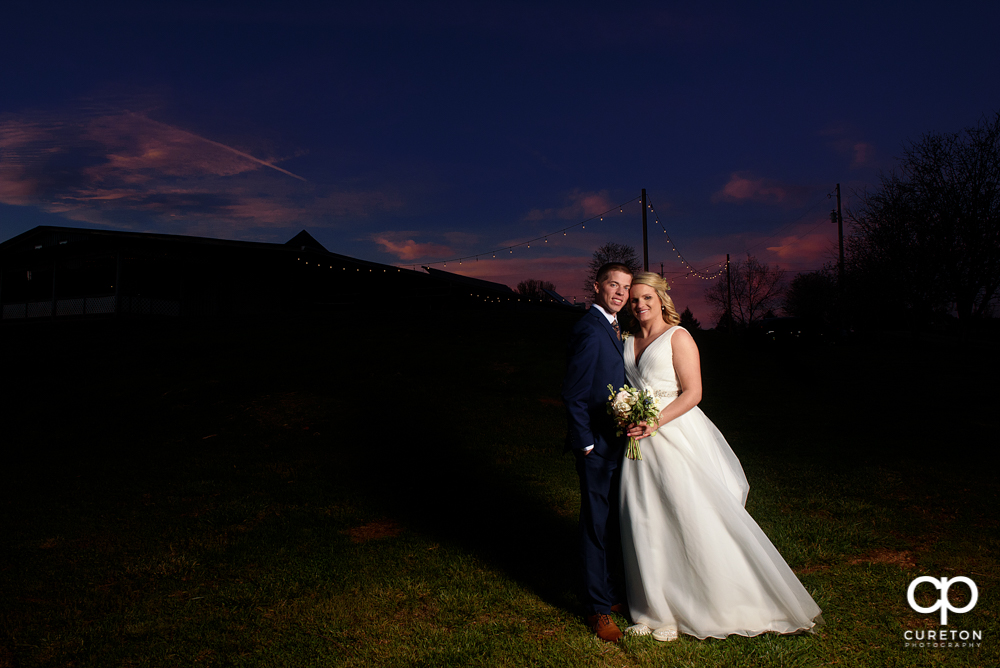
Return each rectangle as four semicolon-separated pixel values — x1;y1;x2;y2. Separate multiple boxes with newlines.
610;602;626;615
586;614;623;643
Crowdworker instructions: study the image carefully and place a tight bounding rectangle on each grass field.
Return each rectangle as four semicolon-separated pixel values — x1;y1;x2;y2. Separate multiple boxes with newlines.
1;310;997;667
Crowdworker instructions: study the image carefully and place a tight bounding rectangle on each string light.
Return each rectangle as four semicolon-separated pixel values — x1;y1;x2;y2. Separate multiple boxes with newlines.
646;194;727;280
394;196;639;270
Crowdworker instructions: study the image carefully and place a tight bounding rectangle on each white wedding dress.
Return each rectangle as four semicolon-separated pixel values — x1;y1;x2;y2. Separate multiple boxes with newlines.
620;326;822;639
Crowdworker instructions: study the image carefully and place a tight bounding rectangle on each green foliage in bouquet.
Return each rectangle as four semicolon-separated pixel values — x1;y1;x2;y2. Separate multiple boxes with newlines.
606;383;660;460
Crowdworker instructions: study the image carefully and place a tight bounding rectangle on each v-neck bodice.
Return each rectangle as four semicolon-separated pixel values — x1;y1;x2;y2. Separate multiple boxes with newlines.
624;326;683;397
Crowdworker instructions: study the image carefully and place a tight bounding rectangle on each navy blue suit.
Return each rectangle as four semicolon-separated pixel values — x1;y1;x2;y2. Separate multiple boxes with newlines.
562;306;626;615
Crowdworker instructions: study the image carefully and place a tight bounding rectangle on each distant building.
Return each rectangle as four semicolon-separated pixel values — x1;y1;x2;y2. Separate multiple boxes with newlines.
0;226;573;322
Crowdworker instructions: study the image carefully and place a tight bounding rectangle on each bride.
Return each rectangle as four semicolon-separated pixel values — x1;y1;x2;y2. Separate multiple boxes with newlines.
619;272;822;641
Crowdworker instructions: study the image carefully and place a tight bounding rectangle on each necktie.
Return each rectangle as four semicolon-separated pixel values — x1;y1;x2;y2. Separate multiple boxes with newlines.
612;319;621;340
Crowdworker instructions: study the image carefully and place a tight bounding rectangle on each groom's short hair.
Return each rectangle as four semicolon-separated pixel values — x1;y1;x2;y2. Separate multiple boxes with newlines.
595;262;634;284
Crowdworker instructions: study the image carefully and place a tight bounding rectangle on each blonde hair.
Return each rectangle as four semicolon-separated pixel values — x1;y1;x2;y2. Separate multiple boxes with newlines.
629;272;680;331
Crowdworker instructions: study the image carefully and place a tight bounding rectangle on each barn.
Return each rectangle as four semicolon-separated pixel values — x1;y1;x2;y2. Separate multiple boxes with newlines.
0;226;569;322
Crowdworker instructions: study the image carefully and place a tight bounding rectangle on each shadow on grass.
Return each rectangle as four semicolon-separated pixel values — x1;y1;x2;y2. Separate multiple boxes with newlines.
1;311;587;622
333;398;582;612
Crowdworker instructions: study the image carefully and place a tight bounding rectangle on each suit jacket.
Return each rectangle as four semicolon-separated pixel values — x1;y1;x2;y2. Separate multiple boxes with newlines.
562;306;626;459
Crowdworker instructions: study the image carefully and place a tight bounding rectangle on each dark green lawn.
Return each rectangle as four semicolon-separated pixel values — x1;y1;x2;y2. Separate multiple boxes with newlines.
2;311;997;667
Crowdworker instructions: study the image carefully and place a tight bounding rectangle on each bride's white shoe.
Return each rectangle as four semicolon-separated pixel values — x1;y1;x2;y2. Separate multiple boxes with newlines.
652;625;678;642
625;623;651;636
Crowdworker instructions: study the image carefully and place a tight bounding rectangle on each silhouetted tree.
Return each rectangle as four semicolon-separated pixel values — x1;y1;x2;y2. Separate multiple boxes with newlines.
679;307;701;331
705;255;785;328
784;267;837;329
715;310;735;333
515;278;556;300
583;242;642;297
846;111;1000;329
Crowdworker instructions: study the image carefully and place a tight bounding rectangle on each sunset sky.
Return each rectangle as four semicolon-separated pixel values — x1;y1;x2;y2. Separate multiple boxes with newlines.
2;2;999;322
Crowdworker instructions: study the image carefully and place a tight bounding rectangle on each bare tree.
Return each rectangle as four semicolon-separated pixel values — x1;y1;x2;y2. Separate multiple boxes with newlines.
705;255;785;328
583;242;642;297
515;278;556;299
847;111;1000;328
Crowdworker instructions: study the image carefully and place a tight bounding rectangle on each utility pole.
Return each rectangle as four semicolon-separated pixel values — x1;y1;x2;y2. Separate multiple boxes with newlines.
641;188;649;272
725;253;732;333
831;183;844;284
832;183;846;334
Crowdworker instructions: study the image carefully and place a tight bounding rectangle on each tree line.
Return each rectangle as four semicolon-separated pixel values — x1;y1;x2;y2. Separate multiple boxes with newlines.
516;111;999;336
706;111;1000;335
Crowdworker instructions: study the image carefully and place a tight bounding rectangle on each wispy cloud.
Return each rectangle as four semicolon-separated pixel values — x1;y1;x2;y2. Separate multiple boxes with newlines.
821;124;879;170
0;107;401;235
524;189;614;221
372;232;453;261
713;172;809;206
765;222;837;266
851;141;875;168
438;253;591;299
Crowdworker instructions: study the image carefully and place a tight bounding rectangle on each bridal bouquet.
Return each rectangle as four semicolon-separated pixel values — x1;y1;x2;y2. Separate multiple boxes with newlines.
606;384;659;460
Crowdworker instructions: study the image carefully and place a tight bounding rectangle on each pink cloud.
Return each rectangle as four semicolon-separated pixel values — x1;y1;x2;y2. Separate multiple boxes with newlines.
697;220;837;272
524;189;614;221
81;114;268;180
373;234;454;261
765;228;834;265
0;165;38;205
0;108;400;231
429;253;590;301
851;142;875;168
713;172;808;205
820;124;879;171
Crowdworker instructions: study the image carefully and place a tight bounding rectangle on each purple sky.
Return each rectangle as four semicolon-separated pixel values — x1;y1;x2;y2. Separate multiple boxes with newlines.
3;2;999;321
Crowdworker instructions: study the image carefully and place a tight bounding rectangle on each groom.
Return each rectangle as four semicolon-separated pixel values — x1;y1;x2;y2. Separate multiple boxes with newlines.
562;262;633;643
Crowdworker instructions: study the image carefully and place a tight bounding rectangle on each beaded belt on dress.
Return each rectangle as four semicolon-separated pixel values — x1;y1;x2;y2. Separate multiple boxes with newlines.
653;389;680;399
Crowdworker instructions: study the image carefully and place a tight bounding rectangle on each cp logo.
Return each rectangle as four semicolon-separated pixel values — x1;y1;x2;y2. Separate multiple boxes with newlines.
907;576;978;625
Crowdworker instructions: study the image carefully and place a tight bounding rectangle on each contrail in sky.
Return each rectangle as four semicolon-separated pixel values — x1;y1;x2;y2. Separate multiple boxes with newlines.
132;112;308;182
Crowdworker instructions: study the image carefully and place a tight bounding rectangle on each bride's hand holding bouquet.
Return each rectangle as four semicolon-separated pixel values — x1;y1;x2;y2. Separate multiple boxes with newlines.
606;384;660;460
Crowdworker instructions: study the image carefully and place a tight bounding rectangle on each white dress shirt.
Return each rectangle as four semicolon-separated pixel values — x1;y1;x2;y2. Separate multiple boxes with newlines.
582;304;618;454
